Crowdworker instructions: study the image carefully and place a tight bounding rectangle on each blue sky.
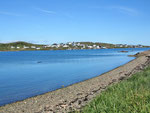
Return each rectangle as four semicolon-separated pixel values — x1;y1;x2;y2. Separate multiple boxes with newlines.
0;0;150;45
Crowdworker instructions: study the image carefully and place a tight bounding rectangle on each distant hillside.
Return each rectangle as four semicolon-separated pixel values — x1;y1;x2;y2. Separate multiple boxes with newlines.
0;41;45;51
0;41;149;51
0;41;45;46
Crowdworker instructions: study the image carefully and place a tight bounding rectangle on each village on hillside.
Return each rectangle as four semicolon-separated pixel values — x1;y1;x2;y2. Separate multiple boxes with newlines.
0;41;148;51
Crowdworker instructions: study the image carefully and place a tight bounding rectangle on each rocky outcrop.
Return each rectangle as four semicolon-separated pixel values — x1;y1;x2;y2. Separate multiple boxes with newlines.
129;50;150;57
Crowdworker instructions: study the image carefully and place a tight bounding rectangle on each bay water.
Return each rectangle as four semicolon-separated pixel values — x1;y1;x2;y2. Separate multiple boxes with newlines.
0;48;150;106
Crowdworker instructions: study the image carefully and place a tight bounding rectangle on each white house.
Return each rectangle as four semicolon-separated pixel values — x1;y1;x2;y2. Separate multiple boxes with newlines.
31;46;36;49
36;47;41;50
96;46;100;49
23;46;29;49
11;46;15;49
63;45;69;48
88;46;93;49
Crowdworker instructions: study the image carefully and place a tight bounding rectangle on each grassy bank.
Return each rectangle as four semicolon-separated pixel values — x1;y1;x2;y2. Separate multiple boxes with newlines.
78;66;150;113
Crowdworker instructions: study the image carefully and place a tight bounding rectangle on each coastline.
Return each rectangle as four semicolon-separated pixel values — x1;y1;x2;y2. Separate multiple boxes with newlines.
0;50;150;113
0;47;150;52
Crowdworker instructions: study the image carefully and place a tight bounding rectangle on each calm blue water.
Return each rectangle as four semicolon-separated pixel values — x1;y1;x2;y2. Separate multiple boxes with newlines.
0;48;150;106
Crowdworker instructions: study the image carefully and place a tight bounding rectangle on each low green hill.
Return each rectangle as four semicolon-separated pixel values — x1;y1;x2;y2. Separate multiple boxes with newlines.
0;41;45;51
0;41;149;51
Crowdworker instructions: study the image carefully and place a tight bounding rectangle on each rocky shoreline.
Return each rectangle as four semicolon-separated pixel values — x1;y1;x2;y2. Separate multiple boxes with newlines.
0;50;150;113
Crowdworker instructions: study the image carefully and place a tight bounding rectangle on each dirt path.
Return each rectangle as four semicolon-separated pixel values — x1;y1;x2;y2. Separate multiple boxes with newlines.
0;50;150;113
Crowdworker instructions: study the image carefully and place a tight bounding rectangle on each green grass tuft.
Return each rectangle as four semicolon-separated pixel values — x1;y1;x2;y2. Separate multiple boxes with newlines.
78;66;150;113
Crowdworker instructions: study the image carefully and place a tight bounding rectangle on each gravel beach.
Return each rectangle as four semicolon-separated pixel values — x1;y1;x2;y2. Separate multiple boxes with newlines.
0;50;150;113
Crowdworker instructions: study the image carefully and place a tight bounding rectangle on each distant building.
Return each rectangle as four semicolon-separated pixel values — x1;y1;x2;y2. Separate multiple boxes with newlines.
63;45;69;48
31;46;36;49
23;46;29;49
45;45;51;47
76;43;81;46
72;42;76;46
88;46;93;49
82;45;86;49
93;45;96;47
138;44;143;48
96;46;100;49
115;44;123;48
67;42;72;45
36;47;41;50
11;46;15;49
101;46;107;49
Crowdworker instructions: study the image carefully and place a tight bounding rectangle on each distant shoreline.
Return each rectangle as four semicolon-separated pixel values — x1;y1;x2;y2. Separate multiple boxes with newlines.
1;41;150;52
0;50;150;113
0;47;150;52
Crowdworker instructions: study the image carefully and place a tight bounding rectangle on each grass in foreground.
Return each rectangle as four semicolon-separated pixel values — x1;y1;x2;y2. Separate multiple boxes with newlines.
79;66;150;113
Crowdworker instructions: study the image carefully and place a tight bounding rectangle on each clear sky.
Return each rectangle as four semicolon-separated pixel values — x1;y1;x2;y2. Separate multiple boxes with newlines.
0;0;150;45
